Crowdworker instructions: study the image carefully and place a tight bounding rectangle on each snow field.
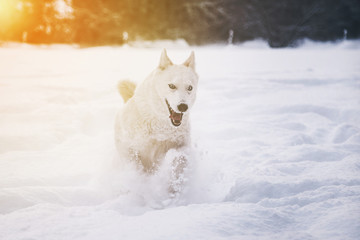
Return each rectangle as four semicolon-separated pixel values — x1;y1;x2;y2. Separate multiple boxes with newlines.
0;41;359;239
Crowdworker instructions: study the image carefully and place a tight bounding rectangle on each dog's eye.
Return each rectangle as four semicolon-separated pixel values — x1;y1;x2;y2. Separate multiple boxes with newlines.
168;84;176;89
187;85;193;91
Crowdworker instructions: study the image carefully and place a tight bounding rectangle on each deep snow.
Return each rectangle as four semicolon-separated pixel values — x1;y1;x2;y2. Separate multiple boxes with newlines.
0;40;359;240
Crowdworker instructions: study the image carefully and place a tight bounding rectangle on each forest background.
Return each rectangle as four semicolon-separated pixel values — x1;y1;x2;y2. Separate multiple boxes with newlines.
0;0;359;47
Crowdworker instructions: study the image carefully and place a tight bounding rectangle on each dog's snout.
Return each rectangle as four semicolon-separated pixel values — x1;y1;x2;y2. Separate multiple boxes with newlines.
177;103;188;112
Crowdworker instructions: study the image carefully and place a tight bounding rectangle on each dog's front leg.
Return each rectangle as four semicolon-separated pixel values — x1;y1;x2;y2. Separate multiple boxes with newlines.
168;153;188;196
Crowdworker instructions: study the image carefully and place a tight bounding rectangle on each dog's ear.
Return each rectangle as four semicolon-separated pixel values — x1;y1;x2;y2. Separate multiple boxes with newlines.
183;51;195;70
159;49;173;70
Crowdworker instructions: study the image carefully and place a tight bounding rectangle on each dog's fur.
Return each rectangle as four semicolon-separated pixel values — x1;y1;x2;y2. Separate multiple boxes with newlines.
114;49;198;173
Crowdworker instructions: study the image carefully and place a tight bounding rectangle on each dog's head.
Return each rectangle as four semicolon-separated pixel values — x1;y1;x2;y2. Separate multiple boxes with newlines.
152;49;199;127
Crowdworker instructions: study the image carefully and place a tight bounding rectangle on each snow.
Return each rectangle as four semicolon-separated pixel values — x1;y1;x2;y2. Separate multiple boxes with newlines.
1;40;360;240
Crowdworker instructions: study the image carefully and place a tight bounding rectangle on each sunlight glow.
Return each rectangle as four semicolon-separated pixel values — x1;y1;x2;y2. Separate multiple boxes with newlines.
55;0;73;19
0;0;16;23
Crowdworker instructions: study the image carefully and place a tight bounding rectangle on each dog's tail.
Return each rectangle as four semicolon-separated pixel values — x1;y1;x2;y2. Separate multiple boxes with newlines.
117;80;136;103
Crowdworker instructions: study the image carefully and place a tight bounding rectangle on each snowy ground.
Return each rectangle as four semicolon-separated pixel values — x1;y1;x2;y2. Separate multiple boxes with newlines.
0;41;359;240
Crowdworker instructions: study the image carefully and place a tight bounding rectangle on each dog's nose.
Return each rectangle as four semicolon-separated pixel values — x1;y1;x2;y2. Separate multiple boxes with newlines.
177;103;188;112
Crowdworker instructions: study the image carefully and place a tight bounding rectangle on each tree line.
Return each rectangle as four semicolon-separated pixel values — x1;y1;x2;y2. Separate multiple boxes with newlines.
0;0;359;47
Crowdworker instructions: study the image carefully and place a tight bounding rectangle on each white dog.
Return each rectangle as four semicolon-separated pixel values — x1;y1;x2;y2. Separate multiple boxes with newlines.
114;49;198;191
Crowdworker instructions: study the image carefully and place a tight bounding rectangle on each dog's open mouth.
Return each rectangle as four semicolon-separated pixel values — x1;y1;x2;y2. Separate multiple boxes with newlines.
165;99;183;127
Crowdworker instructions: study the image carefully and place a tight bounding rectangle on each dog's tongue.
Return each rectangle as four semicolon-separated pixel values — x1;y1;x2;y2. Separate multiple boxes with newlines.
171;111;182;121
170;111;183;125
